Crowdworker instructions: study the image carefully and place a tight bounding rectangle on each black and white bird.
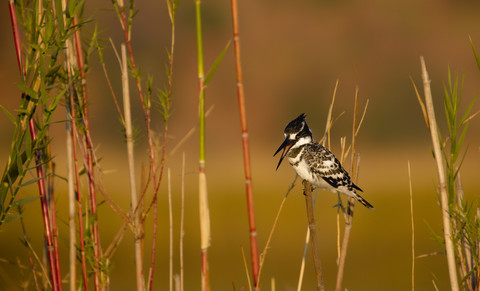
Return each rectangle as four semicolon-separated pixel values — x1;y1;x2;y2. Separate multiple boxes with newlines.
274;113;374;209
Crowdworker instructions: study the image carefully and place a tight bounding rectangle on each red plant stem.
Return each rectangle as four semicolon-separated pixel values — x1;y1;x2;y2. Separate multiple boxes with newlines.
72;16;102;290
230;0;260;285
29;120;62;291
48;162;63;290
8;0;25;79
70;92;89;290
9;2;62;290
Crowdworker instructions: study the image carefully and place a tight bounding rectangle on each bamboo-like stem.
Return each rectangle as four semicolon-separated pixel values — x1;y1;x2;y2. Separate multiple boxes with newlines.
168;169;173;291
419;56;459;291
230;0;260;286
303;180;324;291
195;0;211;290
121;43;145;291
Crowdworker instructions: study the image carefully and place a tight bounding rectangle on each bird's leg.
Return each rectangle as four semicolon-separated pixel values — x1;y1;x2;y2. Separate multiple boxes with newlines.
333;192;346;216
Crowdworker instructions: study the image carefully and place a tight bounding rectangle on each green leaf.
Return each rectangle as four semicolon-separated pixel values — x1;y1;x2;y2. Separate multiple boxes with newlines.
12;196;40;207
469;36;480;73
0;105;16;124
204;40;231;86
20;177;43;188
3;214;22;224
460;95;477;125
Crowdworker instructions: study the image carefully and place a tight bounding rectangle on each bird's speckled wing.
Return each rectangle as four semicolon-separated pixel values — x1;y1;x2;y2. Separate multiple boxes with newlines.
304;143;362;192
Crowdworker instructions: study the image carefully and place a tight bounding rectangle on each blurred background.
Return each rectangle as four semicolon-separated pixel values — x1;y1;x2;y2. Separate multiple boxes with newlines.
1;0;480;290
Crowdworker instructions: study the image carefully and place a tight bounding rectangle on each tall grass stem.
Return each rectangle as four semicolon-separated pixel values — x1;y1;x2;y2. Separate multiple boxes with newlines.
419;56;459;291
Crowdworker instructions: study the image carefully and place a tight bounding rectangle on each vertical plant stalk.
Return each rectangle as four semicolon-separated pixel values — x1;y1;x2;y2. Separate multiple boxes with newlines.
72;16;103;290
180;153;186;291
66;108;77;291
112;3;172;288
195;1;211;290
335;87;368;291
121;44;145;291
70;66;89;291
168;169;173;291
303;180;324;291
60;2;79;289
296;188;317;291
419;56;459;291
230;0;260;286
59;12;89;288
408;161;415;291
8;2;62;290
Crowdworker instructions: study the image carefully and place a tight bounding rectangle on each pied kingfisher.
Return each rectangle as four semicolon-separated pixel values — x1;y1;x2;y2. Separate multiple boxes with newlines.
274;113;374;209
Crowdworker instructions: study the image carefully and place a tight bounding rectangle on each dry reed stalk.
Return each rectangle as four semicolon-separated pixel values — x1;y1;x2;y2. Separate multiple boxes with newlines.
296;227;310;291
121;43;145;291
60;1;81;288
113;3;175;289
180;153;185;291
168;169;173;291
408;161;415;291
303;180;324;291
419;56;459;291
241;247;253;291
230;0;260;286
335;86;368;291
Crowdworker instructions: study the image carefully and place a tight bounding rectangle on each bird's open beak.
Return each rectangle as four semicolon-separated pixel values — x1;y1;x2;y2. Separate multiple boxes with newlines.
274;137;294;170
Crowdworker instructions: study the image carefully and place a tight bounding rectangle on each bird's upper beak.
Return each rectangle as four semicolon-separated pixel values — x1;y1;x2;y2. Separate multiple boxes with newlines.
274;137;294;170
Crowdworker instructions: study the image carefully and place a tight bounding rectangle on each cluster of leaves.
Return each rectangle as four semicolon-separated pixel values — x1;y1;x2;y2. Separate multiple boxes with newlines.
438;42;480;290
0;0;87;226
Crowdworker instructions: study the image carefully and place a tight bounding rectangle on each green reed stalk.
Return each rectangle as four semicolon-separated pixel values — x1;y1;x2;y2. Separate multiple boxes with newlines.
195;1;211;290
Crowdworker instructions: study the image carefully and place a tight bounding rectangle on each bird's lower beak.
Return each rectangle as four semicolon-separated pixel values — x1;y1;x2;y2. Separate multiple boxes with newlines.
274;138;294;170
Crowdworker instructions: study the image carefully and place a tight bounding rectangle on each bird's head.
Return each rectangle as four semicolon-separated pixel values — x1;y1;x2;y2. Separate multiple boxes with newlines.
274;113;312;170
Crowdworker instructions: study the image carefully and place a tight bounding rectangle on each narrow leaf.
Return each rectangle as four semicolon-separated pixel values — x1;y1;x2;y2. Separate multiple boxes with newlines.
410;76;429;127
0;105;16;124
469;36;480;73
204;40;231;86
